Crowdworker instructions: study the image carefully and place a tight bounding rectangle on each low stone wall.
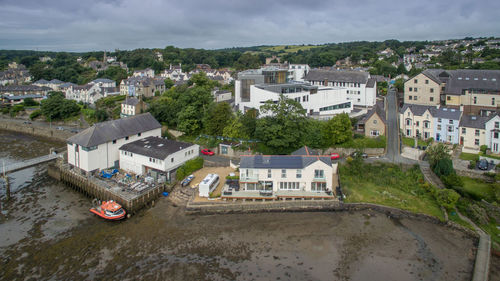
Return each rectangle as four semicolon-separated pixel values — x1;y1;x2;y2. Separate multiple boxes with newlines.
456;169;495;182
185;200;478;240
324;147;385;156
0;119;72;142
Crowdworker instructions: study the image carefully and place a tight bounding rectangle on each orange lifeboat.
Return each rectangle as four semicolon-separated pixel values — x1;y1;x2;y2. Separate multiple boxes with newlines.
90;200;126;220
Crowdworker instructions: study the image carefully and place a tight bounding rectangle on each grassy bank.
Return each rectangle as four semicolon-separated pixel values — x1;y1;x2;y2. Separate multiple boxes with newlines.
340;161;445;220
402;137;428;147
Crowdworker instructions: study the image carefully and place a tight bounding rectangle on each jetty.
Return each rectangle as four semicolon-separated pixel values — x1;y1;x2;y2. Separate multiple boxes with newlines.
2;153;60;174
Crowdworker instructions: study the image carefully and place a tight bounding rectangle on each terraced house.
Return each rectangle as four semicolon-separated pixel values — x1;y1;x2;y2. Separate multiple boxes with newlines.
404;69;444;106
400;104;435;140
459;114;500;153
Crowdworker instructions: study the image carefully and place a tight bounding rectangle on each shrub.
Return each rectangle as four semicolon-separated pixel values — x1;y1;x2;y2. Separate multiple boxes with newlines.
484;172;496;178
480;145;488;154
435;188;460;210
469;160;476;169
441;173;464;188
175;157;204;181
433;158;454;177
29;109;42;120
225;175;239;180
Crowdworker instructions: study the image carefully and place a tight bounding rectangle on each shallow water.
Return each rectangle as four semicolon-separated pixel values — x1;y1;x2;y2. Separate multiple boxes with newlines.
0;130;476;281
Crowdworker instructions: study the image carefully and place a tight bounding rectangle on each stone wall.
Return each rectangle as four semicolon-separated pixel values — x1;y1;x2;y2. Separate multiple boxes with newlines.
323;147;385;156
0;119;72;142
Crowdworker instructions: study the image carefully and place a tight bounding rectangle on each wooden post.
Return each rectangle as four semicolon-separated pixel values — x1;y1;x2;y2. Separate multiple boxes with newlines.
4;176;10;202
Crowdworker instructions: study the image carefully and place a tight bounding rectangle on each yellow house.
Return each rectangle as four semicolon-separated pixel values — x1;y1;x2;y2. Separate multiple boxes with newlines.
399;104;435;140
358;102;386;137
458;115;489;152
404;69;445;106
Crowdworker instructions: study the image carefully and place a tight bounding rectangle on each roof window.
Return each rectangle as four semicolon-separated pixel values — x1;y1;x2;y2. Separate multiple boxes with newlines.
465;77;470;80
474;78;478;80
458;77;462;80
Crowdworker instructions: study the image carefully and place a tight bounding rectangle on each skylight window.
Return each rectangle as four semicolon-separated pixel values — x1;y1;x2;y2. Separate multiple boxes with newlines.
465;77;470;80
458;77;462;80
474;78;478;80
493;78;497;81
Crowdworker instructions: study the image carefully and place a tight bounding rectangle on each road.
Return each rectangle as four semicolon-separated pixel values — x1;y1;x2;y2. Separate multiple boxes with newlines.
384;88;402;162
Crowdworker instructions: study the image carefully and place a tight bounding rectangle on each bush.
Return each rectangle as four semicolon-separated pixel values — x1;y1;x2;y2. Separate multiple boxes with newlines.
225;175;239;180
480;145;488;154
29;109;42;120
441;173;464;188
484;172;496;178
433;158;454;177
175;157;204;181
469;160;476;169
435;189;460;210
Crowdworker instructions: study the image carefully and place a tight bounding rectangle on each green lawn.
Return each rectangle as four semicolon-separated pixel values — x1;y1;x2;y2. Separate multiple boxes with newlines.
459;176;499;202
447;209;475;230
459;152;480;161
340;162;445;220
402;137;428;147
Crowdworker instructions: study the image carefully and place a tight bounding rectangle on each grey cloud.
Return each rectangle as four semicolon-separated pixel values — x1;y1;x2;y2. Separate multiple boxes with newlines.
0;0;499;51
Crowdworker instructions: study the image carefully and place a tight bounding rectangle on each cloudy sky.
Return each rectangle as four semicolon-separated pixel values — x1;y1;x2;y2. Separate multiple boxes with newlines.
0;0;499;52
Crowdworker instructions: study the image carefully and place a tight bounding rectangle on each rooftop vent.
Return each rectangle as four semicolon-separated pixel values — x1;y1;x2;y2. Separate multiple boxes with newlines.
471;116;477;120
443;108;448;111
451;109;455;112
158;144;164;147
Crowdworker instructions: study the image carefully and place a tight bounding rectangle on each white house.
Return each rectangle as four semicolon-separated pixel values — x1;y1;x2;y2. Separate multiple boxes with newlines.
120;97;145;118
67;113;162;173
484;114;500;154
119;136;199;180
288;64;310;82
238;82;352;118
304;69;377;107
133;68;155;78
237;146;336;196
89;78;116;88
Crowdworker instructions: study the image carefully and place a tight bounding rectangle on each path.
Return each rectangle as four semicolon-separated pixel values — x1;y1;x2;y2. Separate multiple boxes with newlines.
385;88;400;162
2;153;60;174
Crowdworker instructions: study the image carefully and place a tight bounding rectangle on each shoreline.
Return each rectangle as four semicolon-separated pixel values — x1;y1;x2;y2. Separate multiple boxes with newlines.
0;116;74;142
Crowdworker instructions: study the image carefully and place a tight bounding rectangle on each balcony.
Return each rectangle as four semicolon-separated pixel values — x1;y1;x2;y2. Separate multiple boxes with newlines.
313;176;327;182
239;175;259;183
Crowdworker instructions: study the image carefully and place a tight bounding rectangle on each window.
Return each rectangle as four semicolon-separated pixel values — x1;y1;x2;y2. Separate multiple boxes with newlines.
495;132;499;139
437;125;441;130
314;169;324;178
424;132;430;139
447;135;453;142
311;182;326;192
430;88;434;93
493;98;496;106
279;182;300;190
409;87;413;92
416;121;419;126
281;169;286;178
495;122;499;129
138;133;141;137
475;139;480;146
447;96;451;101
409;96;413;100
430;97;434;102
112;140;116;144
296;169;302;178
414;79;418;83
425;79;429;84
447;126;454;132
475;130;480;136
406;119;411;125
370;130;380;136
414;88;418;92
171;158;174;162
125;136;129;140
438;118;442;123
474;97;477;104
449;120;453;125
424;121;430;128
373;119;377;124
267;169;272;178
414;96;418;100
406;129;411;136
462;128;466;134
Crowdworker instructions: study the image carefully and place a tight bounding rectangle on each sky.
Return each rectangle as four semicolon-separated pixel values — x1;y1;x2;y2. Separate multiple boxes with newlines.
0;0;499;52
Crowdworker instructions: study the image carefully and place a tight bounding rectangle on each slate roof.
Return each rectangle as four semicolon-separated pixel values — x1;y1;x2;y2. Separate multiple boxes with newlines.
443;70;500;96
400;104;435;116
92;78;115;84
49;79;63;84
122;97;140;106
67;113;161;147
304;69;369;84
119;136;196;159
360;101;386;124
291;146;320;156
421;69;445;84
433;107;461;120
240;154;331;169
0;85;51;92
366;78;376;88
3;94;43;100
34;79;49;84
459;115;492;129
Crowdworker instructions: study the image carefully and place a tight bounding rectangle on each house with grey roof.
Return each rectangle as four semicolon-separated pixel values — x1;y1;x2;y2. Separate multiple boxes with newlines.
226;146;337;200
119;136;199;180
120;97;146;118
400;104;436;140
304;69;376;107
67;113;162;173
433;107;462;144
358;100;386;137
458;114;500;153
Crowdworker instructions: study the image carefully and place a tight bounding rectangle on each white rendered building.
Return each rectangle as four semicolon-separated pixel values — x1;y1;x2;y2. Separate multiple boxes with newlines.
67;113;162;173
288;64;310;82
119;136;199;180
305;69;377;107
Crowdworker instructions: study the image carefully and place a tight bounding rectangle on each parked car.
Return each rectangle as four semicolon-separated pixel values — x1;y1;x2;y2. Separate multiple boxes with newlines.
56;126;64;131
181;174;195;187
201;149;214;156
23;121;32;124
478;159;489;170
70;129;79;133
330;153;340;160
351;151;368;159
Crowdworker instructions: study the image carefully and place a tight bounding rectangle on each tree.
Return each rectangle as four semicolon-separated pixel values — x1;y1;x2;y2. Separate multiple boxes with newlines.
426;143;451;167
322;113;352;146
255;95;308;154
177;105;203;135
222;114;248;139
22;97;39;107
394;78;405;93
203;102;233;136
40;91;80;121
240;108;258;138
164;78;174;89
147;97;179;127
435;189;460;210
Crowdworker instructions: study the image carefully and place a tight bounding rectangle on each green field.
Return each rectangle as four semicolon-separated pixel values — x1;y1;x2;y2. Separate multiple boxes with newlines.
459;152;480;161
245;45;323;56
459;176;499;202
402;137;428;147
340;162;445;220
336;135;386;149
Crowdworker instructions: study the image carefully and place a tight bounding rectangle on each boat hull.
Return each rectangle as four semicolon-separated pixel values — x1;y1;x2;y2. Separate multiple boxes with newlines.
89;208;126;220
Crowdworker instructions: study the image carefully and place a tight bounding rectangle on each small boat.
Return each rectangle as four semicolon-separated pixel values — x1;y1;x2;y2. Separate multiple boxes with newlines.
90;200;126;220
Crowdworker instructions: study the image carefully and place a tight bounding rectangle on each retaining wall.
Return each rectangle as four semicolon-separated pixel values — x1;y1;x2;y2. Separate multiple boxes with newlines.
323;147;385;156
0;119;72;142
